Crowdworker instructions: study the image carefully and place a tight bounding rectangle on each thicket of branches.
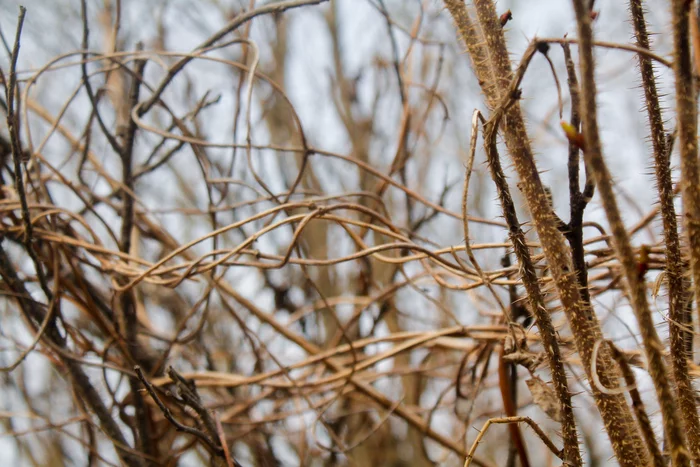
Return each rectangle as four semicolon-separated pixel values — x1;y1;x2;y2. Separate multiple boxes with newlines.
2;0;700;465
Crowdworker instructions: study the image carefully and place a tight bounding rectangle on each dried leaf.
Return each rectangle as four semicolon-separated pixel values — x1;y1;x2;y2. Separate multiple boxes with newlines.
526;376;562;422
503;334;515;354
652;270;666;299
502;350;544;372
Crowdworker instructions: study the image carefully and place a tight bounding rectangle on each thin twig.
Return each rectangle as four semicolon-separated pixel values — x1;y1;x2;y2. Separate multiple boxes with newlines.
135;366;225;457
5;6;53;302
139;0;330;116
463;416;562;467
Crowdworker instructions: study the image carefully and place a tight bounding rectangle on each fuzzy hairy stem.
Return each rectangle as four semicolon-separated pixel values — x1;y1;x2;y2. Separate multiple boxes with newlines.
630;0;700;459
445;0;647;464
571;0;689;465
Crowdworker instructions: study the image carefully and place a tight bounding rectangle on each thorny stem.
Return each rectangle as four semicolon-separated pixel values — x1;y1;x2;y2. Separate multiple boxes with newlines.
482;116;580;466
630;0;700;459
571;0;689;465
607;342;665;467
445;0;646;464
673;0;700;431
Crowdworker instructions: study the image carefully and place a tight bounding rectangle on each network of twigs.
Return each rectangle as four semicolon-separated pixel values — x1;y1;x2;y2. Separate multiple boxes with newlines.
2;0;700;466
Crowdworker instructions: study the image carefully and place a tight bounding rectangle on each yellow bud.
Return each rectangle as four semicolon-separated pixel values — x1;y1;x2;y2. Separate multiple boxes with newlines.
560;120;585;151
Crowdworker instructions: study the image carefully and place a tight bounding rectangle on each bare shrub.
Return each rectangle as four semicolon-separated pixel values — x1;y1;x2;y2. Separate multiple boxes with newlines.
1;1;698;466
